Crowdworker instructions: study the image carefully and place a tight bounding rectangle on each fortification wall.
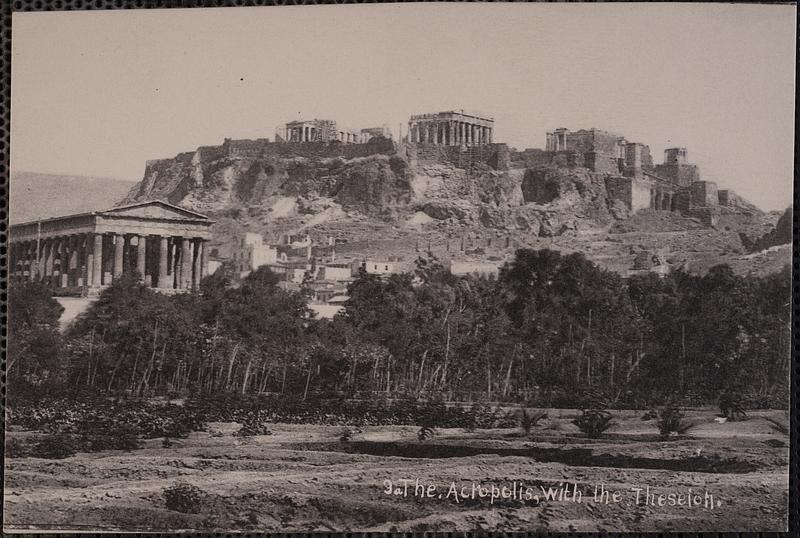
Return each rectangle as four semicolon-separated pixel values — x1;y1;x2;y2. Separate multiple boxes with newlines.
690;181;718;207
409;143;509;171
654;163;700;187
584;152;621;175
566;129;619;155
604;176;655;212
267;138;396;159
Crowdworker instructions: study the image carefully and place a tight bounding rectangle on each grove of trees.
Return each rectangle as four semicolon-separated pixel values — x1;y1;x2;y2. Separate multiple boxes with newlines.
8;248;791;409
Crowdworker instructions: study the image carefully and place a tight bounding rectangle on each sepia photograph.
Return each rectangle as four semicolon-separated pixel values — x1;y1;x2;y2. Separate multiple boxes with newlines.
3;2;795;533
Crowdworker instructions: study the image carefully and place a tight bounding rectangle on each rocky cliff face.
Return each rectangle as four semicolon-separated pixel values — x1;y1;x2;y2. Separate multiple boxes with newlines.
739;207;792;252
118;140;786;277
123;140;637;239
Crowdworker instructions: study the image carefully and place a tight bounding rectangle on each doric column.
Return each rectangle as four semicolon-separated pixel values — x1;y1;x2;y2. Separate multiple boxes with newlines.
170;238;178;288
40;238;50;279
56;237;66;280
201;239;210;281
113;234;125;279
69;236;78;286
92;233;103;286
449;122;456;146
59;238;69;288
25;241;33;280
136;235;147;281
488;127;493;144
181;237;192;289
192;239;203;289
158;236;169;288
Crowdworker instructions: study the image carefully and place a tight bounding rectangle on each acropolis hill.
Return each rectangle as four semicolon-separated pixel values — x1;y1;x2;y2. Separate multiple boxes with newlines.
119;112;788;277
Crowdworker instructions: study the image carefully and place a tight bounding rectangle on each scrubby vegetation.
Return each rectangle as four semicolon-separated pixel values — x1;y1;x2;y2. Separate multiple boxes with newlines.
518;407;548;436
573;409;615;439
163;482;206;514
7;249;790;420
655;404;697;438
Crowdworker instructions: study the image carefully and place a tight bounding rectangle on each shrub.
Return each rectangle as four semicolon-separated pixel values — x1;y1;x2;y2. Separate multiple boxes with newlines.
163;482;206;514
5;438;33;458
417;426;435;441
518;407;548;435
718;392;747;421
82;423;143;452
656;405;697;438
235;411;273;436
491;406;518;429
572;409;615;439
162;437;174;448
339;428;353;442
31;434;78;459
465;402;495;431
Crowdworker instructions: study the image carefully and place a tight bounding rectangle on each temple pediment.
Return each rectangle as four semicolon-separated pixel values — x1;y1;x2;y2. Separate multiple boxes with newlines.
101;201;210;221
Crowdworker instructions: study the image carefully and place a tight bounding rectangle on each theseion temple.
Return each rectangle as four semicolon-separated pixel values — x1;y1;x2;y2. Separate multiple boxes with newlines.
408;110;494;145
9;201;214;295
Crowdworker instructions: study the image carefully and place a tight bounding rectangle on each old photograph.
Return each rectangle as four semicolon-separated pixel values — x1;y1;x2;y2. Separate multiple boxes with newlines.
3;2;794;532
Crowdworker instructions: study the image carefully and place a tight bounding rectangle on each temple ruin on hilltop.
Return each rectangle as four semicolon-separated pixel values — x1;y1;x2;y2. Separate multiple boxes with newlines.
407;110;494;145
525;127;750;223
404;110;509;170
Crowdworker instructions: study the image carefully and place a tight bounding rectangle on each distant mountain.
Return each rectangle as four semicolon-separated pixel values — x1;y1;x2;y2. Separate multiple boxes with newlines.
9;171;137;224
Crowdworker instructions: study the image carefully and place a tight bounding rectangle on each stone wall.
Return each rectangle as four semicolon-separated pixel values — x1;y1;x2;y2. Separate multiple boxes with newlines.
631;178;653;212
584;151;621;175
654;163;700;187
604;176;656;212
409;142;509;171
566;129;620;155
206;137;397;161
690;181;718;207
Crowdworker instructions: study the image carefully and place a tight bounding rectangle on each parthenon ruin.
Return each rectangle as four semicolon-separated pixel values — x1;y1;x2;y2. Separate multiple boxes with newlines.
408;110;494;145
9;201;214;295
282;119;362;144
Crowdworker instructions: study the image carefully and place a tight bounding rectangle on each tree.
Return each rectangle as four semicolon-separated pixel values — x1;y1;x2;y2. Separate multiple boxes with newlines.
7;281;65;388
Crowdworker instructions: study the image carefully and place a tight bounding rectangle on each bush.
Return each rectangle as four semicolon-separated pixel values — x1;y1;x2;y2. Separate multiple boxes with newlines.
417;426;435;441
81;422;143;452
518;407;548;435
718;392;747;421
234;411;273;436
656;405;697;438
31;434;78;459
572;409;615;439
339;428;353;442
5;438;33;458
163;482;206;514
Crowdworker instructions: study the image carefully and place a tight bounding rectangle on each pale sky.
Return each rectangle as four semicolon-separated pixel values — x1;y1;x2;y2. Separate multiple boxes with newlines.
11;3;796;210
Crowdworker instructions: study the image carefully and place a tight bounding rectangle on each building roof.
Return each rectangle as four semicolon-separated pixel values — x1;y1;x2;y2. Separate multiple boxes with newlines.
10;199;213;228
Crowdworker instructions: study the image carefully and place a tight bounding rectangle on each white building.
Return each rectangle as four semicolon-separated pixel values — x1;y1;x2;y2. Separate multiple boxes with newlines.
319;263;353;282
232;233;278;277
361;258;405;276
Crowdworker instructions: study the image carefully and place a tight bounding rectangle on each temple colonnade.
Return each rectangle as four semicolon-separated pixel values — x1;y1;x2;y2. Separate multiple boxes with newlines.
408;111;494;146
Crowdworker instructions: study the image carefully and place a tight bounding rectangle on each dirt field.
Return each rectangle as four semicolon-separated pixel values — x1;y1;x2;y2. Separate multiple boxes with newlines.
3;408;789;532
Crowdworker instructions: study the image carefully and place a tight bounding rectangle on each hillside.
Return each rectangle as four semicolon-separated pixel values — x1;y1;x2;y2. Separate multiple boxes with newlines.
9;171;137;224
118;140;789;277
